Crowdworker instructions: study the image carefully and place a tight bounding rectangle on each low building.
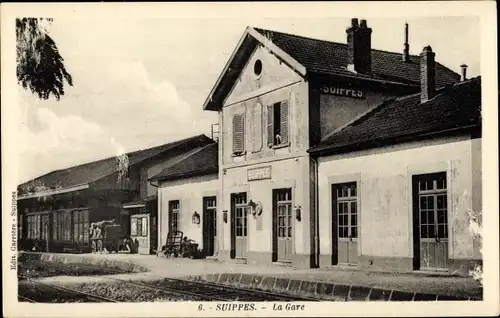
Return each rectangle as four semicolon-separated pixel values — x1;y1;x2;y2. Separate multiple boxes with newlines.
17;134;214;253
150;142;219;258
309;77;482;275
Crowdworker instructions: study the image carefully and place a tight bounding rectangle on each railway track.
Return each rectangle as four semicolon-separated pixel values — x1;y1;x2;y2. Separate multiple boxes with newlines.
18;260;317;302
18;276;118;303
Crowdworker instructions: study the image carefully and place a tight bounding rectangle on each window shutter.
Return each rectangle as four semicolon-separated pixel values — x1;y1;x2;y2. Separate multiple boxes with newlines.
232;114;245;154
267;105;274;146
280;100;289;144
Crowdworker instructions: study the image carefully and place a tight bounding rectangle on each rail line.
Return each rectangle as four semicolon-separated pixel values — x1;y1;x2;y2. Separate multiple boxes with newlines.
19;260;317;302
18;295;37;303
19;275;118;303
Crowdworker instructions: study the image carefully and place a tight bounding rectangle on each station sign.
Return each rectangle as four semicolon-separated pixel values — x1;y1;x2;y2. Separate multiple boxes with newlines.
247;166;272;181
319;85;364;99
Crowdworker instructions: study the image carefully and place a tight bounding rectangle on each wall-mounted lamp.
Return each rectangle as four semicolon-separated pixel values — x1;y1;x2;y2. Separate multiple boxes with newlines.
192;211;200;225
247;199;257;215
295;206;302;222
223;210;228;223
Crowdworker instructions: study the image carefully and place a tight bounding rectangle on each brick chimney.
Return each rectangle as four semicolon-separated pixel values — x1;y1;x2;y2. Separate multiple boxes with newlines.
460;64;468;81
346;18;372;74
402;22;410;62
420;46;436;103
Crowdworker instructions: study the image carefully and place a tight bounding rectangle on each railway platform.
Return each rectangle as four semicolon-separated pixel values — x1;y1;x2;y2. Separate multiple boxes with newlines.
19;252;483;301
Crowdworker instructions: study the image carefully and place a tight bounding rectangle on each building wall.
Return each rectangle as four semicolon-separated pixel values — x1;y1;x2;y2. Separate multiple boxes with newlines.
317;134;482;274
217;45;314;267
219;156;313;267
221;46;308;165
318;89;399;139
158;174;219;251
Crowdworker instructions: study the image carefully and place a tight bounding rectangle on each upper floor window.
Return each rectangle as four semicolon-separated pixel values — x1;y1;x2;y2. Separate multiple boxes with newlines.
232;113;245;156
267;100;289;147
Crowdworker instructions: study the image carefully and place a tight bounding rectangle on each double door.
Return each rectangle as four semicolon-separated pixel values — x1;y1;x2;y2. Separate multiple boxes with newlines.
202;196;217;257
231;193;247;259
275;189;293;263
332;183;358;266
413;173;449;270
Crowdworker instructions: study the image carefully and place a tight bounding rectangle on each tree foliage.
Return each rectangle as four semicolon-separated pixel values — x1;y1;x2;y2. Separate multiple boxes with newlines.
16;17;73;100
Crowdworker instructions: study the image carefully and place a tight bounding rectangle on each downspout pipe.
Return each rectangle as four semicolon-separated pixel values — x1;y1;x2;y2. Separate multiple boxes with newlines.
311;156;320;268
149;179;160;252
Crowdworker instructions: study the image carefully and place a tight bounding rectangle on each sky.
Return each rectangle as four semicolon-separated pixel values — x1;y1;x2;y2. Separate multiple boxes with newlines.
15;11;481;183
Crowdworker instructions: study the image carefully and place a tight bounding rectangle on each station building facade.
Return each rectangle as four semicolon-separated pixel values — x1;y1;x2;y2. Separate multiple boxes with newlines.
184;18;483;274
150;142;219;258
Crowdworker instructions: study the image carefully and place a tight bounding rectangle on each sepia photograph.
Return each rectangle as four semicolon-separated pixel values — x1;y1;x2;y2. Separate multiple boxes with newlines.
1;1;498;317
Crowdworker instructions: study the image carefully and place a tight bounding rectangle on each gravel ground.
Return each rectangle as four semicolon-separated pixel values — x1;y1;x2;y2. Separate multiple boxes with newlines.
18;260;132;280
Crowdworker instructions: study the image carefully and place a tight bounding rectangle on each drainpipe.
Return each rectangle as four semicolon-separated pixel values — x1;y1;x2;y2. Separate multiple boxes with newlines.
149;180;160;252
311;156;320;268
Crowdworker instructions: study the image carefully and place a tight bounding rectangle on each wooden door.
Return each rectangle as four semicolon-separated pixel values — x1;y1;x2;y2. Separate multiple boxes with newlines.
413;173;448;270
276;189;293;263
202;196;217;257
332;183;358;266
232;193;247;259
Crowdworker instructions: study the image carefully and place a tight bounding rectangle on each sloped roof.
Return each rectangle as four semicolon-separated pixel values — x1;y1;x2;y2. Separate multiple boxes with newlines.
204;25;460;111
309;77;481;155
254;28;460;87
18;134;214;192
122;194;158;208
150;142;218;182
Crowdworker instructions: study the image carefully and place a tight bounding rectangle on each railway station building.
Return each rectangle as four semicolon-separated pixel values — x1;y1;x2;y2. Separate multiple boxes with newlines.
17;18;482;276
193;18;482;274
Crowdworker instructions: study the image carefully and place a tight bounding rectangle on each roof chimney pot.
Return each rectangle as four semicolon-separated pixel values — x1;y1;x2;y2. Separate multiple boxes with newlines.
403;22;410;62
346;18;372;74
460;64;468;81
420;46;436;103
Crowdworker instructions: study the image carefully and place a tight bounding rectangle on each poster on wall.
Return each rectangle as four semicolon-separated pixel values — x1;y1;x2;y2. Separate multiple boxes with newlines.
256;215;263;231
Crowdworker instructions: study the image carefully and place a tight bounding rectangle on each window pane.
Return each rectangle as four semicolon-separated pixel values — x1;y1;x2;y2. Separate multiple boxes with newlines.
351;185;357;197
351;226;357;238
438;224;446;238
437;209;447;224
142;217;148;236
419;181;427;191
429;196;435;209
343;227;349;238
420;209;427;225
74;224;78;241
428;225;435;238
427;210;435;223
420;225;428;238
131;218;137;236
437;195;446;209
351;202;357;215
350;213;357;226
342;186;348;197
437;178;446;190
420;197;427;209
